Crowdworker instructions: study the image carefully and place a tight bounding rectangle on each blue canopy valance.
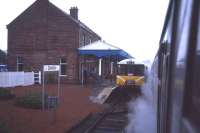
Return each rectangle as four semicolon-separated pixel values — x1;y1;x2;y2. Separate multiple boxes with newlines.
78;40;132;59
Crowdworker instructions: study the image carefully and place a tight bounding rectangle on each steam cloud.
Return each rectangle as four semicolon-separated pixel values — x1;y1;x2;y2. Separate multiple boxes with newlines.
126;68;157;133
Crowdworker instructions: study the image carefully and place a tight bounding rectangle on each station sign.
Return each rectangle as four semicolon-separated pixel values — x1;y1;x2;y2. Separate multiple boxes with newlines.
43;65;60;72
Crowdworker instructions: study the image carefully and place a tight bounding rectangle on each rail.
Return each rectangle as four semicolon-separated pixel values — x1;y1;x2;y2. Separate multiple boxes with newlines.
84;105;127;133
66;86;136;133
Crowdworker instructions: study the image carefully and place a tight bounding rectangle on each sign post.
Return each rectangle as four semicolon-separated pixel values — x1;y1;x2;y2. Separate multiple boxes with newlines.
42;65;60;110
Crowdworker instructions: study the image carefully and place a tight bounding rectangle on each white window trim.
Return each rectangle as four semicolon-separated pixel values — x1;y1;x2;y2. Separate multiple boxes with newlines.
17;56;23;72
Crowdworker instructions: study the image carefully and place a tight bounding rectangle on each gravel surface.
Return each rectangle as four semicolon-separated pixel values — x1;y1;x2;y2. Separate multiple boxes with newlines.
0;84;105;133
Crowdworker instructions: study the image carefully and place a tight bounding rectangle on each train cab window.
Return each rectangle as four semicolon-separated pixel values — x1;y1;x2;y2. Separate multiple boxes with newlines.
132;65;145;76
118;64;145;76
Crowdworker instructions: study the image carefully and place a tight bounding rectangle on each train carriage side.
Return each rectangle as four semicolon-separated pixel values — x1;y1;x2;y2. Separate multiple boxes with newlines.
156;0;200;133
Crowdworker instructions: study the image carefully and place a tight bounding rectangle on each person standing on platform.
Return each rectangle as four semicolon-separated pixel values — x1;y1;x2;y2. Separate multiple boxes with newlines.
83;69;88;85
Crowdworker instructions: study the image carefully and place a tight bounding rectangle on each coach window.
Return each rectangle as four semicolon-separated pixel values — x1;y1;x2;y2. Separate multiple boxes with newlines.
184;44;200;131
17;56;23;71
183;25;200;131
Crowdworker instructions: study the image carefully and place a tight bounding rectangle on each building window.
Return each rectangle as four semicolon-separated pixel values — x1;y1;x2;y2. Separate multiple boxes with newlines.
17;56;23;71
60;58;67;76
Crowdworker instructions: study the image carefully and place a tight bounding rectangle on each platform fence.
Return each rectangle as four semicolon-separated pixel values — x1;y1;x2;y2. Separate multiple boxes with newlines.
0;72;35;87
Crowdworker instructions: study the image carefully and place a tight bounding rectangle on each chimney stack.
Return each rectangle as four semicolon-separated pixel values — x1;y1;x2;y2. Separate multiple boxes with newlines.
70;7;78;20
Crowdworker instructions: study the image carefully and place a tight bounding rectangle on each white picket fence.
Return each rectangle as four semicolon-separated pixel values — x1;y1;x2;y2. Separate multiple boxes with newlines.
0;72;35;87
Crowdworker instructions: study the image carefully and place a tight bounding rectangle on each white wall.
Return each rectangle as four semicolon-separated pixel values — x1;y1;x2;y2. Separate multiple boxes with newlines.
0;72;34;87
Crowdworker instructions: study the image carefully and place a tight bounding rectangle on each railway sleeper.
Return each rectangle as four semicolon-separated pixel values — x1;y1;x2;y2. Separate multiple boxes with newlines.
93;130;123;133
105;118;127;123
94;126;124;132
99;122;126;127
106;114;127;120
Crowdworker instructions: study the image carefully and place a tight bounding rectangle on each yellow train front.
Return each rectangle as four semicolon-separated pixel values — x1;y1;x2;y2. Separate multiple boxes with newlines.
116;60;145;93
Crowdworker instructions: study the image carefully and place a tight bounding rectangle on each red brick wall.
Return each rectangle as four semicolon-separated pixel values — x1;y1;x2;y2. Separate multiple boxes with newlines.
7;0;48;71
7;0;100;83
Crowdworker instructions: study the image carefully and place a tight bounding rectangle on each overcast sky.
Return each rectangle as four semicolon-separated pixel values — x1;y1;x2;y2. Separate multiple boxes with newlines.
0;0;169;61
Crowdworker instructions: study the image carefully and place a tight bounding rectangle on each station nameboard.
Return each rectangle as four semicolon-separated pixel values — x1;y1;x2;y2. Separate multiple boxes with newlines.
43;65;60;72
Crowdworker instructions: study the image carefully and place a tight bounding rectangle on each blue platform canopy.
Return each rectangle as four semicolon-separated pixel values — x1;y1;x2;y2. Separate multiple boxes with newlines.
78;40;132;59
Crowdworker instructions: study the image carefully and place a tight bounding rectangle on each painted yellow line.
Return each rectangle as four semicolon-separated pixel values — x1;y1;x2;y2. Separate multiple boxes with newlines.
135;76;144;82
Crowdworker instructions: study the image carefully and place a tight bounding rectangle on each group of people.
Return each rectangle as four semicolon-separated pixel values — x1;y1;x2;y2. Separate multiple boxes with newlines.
82;69;115;85
83;69;99;85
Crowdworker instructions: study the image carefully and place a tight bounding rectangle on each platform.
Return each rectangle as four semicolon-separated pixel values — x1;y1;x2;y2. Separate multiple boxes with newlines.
90;85;117;104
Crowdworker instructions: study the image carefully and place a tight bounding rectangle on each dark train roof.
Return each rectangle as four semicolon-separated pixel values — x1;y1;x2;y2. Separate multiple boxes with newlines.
159;0;172;44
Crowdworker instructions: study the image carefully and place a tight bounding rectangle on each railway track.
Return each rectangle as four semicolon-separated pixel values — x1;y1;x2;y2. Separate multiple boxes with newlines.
66;87;138;133
66;103;128;133
83;103;127;133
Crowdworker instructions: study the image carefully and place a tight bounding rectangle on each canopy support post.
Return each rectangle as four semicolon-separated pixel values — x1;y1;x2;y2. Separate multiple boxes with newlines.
98;58;102;76
111;62;113;75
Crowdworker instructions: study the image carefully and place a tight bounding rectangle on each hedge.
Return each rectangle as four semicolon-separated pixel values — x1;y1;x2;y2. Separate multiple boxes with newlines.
0;88;15;100
15;92;48;109
0;120;10;133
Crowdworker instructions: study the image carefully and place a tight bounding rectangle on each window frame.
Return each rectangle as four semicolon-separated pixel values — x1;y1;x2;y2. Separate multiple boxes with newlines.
59;58;67;77
17;56;24;72
182;0;200;131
